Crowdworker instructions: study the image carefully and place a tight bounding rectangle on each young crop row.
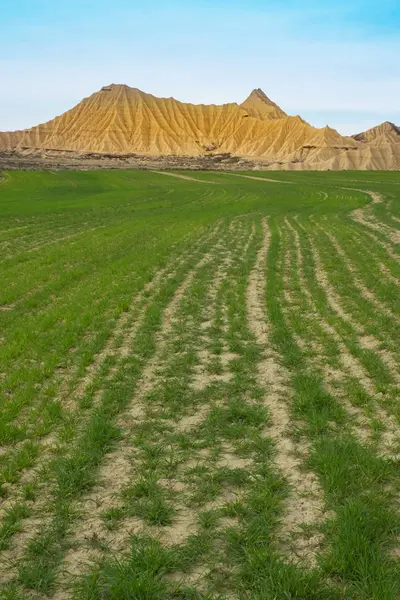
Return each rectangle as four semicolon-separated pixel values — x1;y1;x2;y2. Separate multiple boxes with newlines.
0;170;399;599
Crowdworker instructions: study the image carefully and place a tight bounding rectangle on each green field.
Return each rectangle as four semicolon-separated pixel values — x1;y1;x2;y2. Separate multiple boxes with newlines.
0;169;399;600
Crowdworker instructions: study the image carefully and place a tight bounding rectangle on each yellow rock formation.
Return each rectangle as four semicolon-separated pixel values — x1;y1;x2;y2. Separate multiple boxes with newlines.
0;84;399;170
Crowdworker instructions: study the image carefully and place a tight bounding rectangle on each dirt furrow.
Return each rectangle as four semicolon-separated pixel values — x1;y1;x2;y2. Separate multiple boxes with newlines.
155;219;260;591
289;218;363;334
288;219;399;451
0;226;226;580
27;225;106;252
55;218;257;596
50;223;235;585
352;223;400;264
246;217;325;566
0;225;29;235
352;209;400;243
321;227;400;326
1;224;106;259
0;304;14;311
225;172;293;184
68;225;220;402
283;220;378;442
0;172;10;186
347;188;400;244
152;170;218;184
344;226;400;285
378;263;400;287
300;221;400;381
192;221;254;391
0;225;223;517
4;224;219;426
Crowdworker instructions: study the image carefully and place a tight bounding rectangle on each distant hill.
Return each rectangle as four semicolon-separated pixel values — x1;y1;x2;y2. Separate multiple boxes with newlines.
0;84;399;170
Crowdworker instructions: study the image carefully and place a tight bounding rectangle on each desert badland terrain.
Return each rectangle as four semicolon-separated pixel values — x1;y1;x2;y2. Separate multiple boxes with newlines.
1;84;400;170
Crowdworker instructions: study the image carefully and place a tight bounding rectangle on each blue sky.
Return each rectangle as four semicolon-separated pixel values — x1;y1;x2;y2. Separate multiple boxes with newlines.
1;0;400;134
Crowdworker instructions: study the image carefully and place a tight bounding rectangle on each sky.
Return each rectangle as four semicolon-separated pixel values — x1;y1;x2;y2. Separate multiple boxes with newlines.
1;0;400;135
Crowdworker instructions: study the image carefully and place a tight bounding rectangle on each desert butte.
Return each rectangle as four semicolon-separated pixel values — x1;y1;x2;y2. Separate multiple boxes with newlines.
0;84;399;170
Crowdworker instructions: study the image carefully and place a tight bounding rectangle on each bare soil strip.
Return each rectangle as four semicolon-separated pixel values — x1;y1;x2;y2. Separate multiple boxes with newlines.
346;179;400;186
285;219;383;442
305;224;400;382
161;219;259;589
246;217;325;566
290;218;400;451
152;170;218;184
0;226;225;578
54;218;257;596
0;304;14;311
0;225;29;235
0;173;10;186
339;222;400;287
191;221;252;391
352;209;400;243
225;173;293;184
0;225;221;489
49;171;78;187
344;188;383;205
322;228;400;326
27;225;106;252
282;222;374;445
51;226;233;584
350;219;400;264
347;188;400;244
68;226;220;402
289;218;363;335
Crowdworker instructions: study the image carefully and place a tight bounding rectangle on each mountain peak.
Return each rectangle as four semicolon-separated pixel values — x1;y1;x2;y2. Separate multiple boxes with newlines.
241;88;287;120
353;121;400;142
99;83;142;94
247;88;270;99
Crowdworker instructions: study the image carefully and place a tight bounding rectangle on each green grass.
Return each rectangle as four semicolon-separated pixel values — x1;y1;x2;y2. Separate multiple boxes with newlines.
0;169;399;599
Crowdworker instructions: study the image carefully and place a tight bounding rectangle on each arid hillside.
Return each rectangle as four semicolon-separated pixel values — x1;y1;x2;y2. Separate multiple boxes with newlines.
0;84;399;170
275;120;400;171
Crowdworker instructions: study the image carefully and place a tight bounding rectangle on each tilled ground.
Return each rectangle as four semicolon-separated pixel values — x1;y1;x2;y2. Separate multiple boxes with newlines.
0;170;399;600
